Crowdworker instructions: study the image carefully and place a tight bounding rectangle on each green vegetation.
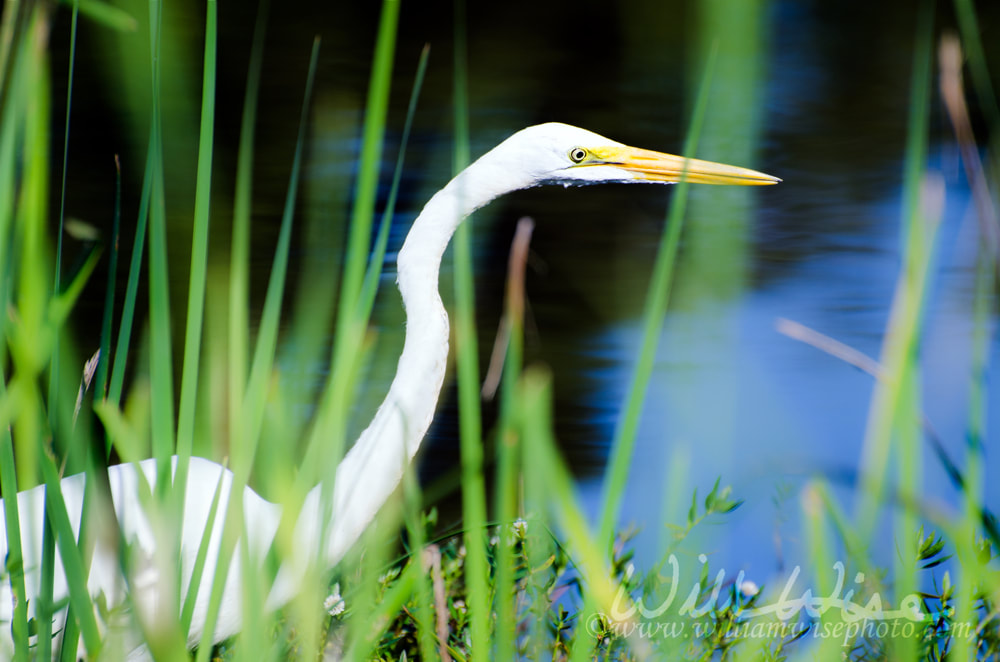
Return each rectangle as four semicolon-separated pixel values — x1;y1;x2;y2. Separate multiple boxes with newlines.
0;0;997;660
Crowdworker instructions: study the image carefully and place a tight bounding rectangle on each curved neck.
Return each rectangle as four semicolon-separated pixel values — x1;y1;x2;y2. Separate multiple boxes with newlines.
289;164;504;582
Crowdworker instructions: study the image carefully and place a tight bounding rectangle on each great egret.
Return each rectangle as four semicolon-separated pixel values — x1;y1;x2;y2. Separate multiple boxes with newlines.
0;122;778;658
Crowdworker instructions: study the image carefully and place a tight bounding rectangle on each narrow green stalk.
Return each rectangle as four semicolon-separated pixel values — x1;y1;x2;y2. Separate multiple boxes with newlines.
520;369;643;660
494;218;532;660
210;5;268;650
38;450;102;654
597;49;718;546
802;481;844;660
228;0;269;462
195;35;319;662
145;0;176;491
493;339;522;660
299;0;399;535
401;468;438;662
335;0;399;335
175;0;218;475
301;0;400;487
891;364;922;659
451;1;489;656
357;43;430;323
856;4;934;535
48;0;78;436
0;384;28;662
232;40;323;650
18;13;59;656
0;38;16;322
0;0;26;109
568;51;718;662
47;253;105;659
184;16;267;649
107;143;153;411
179;460;227;634
94;156;121;400
243;37;319;461
0;390;28;662
37;498;57;661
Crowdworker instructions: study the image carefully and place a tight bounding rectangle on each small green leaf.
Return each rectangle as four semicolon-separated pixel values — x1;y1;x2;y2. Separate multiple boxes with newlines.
704;477;721;511
688;488;699;525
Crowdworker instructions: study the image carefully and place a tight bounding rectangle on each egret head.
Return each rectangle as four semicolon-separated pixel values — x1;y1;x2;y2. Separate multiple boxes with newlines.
493;122;780;189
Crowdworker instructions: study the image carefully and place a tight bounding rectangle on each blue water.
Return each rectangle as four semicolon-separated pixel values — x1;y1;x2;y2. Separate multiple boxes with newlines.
604;160;998;580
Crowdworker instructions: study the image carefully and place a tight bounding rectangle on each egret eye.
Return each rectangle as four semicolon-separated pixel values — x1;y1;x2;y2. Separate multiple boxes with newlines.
569;147;588;163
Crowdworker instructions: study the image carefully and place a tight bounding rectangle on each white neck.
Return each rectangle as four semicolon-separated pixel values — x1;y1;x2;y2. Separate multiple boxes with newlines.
272;160;507;602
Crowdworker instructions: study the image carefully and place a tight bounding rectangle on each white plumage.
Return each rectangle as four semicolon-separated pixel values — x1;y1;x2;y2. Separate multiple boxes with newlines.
0;123;777;658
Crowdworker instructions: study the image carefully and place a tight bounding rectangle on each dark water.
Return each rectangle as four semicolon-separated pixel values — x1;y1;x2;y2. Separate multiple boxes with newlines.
51;0;999;585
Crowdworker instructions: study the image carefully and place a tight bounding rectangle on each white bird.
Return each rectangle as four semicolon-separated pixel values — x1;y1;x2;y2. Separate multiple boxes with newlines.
0;122;778;659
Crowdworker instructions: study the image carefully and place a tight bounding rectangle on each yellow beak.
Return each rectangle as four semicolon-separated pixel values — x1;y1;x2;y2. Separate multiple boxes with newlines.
599;145;780;186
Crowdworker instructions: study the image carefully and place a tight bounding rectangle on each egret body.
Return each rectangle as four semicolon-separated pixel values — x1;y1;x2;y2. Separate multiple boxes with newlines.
0;123;778;658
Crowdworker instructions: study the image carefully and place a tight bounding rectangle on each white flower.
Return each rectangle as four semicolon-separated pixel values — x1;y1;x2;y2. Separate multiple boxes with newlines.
324;583;346;616
512;518;527;538
739;580;759;597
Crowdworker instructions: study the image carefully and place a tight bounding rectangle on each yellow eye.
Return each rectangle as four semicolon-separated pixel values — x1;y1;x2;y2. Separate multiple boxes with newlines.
569;147;588;163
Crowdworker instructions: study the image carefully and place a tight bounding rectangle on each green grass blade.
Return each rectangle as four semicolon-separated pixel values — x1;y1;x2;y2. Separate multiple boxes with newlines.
451;1;489;657
335;0;399;336
0;55;16;318
299;0;398;491
38;452;102;654
49;248;101;326
196;32;321;662
597;48;718;546
801;481;844;660
48;0;79;441
45;245;102;656
174;0;217;511
228;0;269;469
0;0;26;108
0;385;29;661
236;37;317;656
520;369;645;660
493;218;532;661
567;48;718;662
401;468;438;662
196;0;269;654
179;460;227;634
243;37;319;462
855;3;934;534
94;155;121;400
12;13;59;656
145;0;176;491
224;50;323;644
357;42;430;323
37;502;57;660
106;142;153;410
